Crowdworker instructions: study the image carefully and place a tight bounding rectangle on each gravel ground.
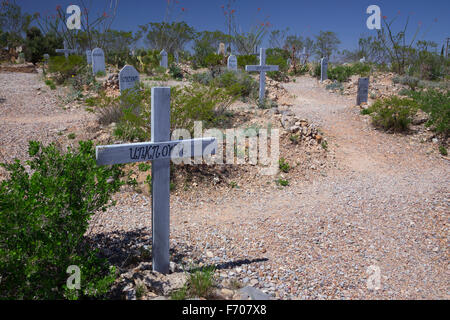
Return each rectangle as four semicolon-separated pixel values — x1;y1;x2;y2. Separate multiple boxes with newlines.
1;72;448;300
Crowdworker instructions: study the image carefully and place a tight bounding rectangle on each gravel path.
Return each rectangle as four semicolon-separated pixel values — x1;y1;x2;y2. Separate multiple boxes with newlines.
1;72;448;300
0;72;96;166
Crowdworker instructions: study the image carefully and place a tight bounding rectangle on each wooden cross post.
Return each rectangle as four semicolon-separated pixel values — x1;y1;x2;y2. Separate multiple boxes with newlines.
96;87;217;274
55;40;77;59
245;48;279;105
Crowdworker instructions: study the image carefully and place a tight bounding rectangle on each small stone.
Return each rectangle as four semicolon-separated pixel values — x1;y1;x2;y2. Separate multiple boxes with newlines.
220;288;234;298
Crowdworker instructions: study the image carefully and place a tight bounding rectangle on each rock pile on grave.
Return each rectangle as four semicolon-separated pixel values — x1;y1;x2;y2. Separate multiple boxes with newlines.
104;73;119;90
266;78;293;106
278;112;323;143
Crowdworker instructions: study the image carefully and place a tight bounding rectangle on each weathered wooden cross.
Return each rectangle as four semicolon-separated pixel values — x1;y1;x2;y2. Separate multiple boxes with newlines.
96;87;217;274
55;40;77;59
245;48;279;105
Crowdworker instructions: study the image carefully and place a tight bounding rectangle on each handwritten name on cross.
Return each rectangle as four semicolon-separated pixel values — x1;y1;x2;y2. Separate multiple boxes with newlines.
55;41;77;59
245;48;279;104
96;87;217;274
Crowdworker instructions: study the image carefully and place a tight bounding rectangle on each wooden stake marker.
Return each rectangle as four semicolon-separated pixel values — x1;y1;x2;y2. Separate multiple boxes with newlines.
96;87;217;274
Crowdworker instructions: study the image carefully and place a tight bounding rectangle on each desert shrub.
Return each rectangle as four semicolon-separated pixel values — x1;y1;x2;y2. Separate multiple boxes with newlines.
0;141;122;300
114;83;236;142
48;55;86;84
326;81;344;93
237;54;258;69
290;64;310;76
405;89;450;136
328;65;353;82
365;96;418;132
192;72;214;86
266;54;289;82
312;63;321;78
192;70;258;101
393;76;421;91
69;65;96;91
213;70;258;100
169;63;183;80
204;53;224;68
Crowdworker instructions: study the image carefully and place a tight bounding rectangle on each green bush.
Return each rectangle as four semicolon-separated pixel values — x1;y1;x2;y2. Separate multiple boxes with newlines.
0;141;122;299
237;55;258;69
204;53;223;68
266;54;289;82
213;70;258;100
327;63;372;82
48;55;86;84
192;70;258;101
113;83;236;142
169;63;183;80
405;89;450;136
365;96;418;132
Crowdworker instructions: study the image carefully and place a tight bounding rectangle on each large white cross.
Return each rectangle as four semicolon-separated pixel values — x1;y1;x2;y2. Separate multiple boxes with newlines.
96;87;217;274
245;48;279;105
55;40;77;59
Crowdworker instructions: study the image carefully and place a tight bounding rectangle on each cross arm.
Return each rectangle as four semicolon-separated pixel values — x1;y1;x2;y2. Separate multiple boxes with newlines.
96;137;217;166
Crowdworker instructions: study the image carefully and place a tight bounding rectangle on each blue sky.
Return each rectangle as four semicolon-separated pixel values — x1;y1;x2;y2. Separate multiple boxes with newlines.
17;0;450;51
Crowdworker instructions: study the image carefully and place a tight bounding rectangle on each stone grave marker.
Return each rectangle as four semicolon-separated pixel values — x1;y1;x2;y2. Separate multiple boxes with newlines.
119;65;140;114
174;51;179;64
357;77;370;105
43;54;50;63
96;87;217;274
86;49;92;65
119;65;140;93
160;49;168;68
56;40;77;59
320;57;328;82
245;48;279;104
227;54;238;71
17;52;25;64
92;48;106;75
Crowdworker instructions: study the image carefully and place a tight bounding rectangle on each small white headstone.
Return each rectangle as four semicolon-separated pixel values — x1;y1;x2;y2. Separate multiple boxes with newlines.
160;49;168;68
227;55;238;71
360;56;366;63
320;57;328;82
92;48;106;75
43;54;50;62
119;65;140;93
86;50;92;64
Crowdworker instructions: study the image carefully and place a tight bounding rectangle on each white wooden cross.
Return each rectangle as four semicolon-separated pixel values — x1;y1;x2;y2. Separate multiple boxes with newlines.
96;87;217;274
55;40;77;59
245;48;279;105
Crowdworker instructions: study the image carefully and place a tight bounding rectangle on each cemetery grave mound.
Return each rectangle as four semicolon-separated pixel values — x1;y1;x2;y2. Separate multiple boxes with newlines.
0;62;37;73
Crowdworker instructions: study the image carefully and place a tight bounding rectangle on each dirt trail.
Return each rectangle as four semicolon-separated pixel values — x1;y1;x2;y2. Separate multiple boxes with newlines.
1;72;448;299
165;76;449;299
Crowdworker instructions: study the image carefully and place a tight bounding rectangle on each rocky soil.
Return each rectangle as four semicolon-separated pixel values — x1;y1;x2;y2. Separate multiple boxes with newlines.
1;70;448;300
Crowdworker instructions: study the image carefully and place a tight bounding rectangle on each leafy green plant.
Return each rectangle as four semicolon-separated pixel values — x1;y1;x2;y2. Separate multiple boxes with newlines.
48;55;86;84
439;146;448;156
68;133;76;140
279;158;290;173
169;63;183;80
289;134;299;144
405;89;450;135
276;179;289;187
45;79;56;90
237;54;258;69
365;96;418;132
0;141;122;299
187;267;216;298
